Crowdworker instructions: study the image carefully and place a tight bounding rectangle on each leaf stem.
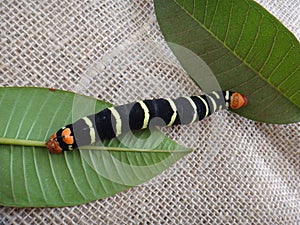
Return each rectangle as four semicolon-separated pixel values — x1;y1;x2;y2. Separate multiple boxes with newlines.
0;137;46;148
0;137;193;153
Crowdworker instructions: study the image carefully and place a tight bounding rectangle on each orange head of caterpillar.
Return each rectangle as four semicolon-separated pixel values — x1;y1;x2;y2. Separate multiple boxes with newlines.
46;132;63;154
46;128;74;154
230;92;248;109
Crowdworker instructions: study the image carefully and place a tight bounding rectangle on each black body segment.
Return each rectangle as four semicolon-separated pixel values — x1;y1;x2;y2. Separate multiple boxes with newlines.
143;98;176;127
92;108;117;140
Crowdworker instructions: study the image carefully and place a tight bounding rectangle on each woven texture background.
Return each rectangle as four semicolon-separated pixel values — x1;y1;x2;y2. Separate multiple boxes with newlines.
1;0;299;224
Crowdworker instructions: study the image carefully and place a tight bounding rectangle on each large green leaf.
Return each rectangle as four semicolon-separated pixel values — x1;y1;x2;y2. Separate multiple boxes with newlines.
0;87;191;207
154;0;300;123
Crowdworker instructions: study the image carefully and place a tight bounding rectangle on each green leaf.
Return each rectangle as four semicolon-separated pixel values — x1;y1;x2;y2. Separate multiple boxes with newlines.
154;0;300;123
0;87;191;207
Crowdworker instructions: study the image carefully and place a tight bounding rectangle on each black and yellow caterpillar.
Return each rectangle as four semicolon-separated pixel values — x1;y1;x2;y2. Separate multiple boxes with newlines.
46;91;247;153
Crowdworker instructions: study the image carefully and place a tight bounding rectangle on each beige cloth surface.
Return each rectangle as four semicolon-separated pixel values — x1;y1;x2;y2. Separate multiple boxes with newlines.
1;0;299;224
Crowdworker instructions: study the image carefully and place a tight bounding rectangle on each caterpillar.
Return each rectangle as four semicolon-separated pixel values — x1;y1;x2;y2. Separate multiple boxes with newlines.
46;91;247;154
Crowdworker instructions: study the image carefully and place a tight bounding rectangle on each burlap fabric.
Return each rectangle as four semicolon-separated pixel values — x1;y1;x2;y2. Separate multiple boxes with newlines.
1;0;299;224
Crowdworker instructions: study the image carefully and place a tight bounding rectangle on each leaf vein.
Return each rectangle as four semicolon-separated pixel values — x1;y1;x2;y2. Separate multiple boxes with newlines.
64;155;87;200
22;147;31;203
223;0;234;44
199;45;225;57
192;0;196;16
215;62;244;76
27;93;51;140
208;0;220;30
256;94;281;113
290;88;300;99
233;3;250;52
244;12;264;61
277;66;299;90
207;51;231;67
80;153;98;197
88;151;112;194
10;145;17;204
49;153;67;203
15;91;38;139
258;28;279;74
33;147;48;203
203;0;208;26
43;93;69;140
3;91;21;137
267;44;294;81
